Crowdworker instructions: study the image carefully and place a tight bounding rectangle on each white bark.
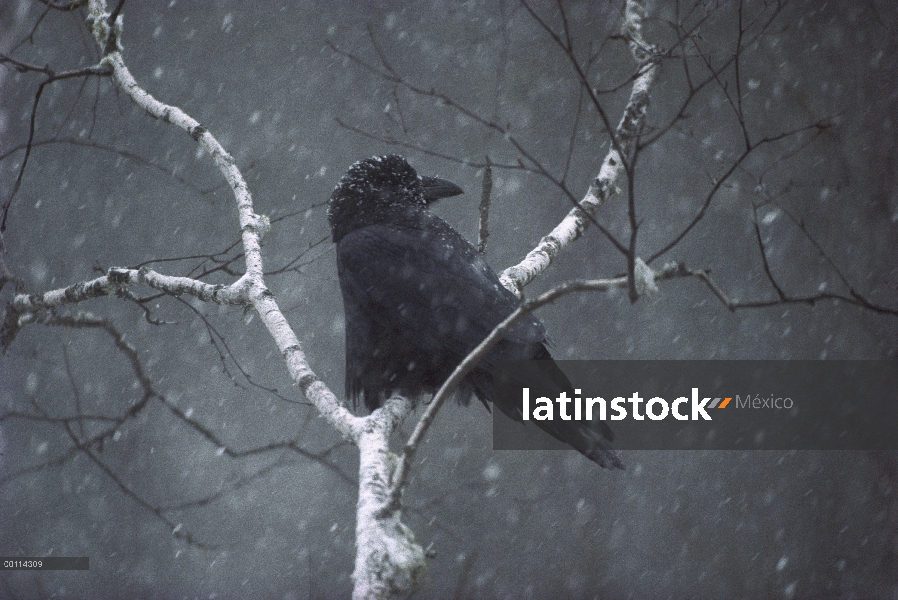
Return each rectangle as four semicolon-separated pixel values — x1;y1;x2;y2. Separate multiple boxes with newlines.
83;0;364;442
499;0;659;295
352;397;425;599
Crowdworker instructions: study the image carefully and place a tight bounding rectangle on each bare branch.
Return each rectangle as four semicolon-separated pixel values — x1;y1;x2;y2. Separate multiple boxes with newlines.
499;0;660;296
0;57;110;233
647;119;831;264
82;0;363;444
692;269;897;316
751;204;788;301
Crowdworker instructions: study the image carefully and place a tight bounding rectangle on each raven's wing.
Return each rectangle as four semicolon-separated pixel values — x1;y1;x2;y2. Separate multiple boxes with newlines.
338;218;547;357
336;216;545;404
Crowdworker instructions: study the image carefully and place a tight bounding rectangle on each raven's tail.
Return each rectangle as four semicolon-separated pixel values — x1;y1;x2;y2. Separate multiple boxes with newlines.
473;348;624;470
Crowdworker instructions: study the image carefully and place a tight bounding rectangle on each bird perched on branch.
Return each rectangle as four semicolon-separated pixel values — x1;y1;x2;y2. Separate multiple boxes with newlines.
328;154;622;469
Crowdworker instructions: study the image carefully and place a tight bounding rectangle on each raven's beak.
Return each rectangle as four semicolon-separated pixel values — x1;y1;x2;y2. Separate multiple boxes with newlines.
421;176;464;204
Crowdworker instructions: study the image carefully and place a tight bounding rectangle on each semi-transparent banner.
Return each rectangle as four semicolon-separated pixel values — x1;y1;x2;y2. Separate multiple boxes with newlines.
492;361;898;451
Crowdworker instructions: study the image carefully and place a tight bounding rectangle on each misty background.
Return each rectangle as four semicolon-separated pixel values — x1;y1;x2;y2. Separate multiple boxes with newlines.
1;0;896;597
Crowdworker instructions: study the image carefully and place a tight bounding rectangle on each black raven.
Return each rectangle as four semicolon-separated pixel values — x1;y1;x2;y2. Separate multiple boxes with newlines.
328;155;622;469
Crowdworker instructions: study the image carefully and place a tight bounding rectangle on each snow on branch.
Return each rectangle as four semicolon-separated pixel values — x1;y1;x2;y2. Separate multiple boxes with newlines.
14;267;244;312
76;0;365;444
2;267;243;349
86;3;266;282
499;0;659;295
353;396;425;599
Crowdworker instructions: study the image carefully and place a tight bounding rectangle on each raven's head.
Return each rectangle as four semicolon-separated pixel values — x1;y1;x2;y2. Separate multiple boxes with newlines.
328;154;463;243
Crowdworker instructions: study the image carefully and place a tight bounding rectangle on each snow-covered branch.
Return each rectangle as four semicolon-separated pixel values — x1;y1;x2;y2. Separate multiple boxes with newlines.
12;267;244;312
499;0;659;295
79;0;363;442
352;396;425;599
2;267;245;348
86;4;266;283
